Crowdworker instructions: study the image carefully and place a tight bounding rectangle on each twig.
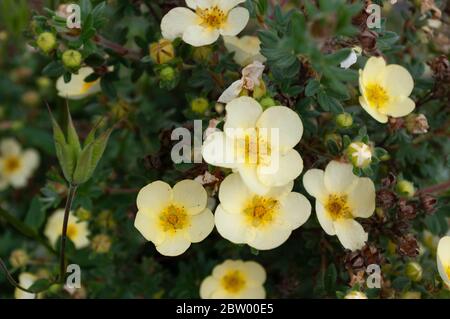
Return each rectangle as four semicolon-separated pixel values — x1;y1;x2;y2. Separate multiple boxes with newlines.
418;180;450;194
93;35;143;61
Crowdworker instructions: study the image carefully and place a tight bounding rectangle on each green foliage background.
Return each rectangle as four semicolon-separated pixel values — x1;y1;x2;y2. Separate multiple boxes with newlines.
0;0;449;298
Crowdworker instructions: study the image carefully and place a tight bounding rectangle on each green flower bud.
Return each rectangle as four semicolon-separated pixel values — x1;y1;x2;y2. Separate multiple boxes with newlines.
36;32;56;53
324;133;342;149
192;46;213;63
159;66;176;82
400;291;421;299
9;249;29;268
260;97;276;110
191;97;209;114
336;112;353;128
252;81;267;100
396;180;415;198
62;50;83;69
91;234;112;254
150;39;175;64
347;142;372;168
75;207;92;221
405;262;423;282
36;76;52;91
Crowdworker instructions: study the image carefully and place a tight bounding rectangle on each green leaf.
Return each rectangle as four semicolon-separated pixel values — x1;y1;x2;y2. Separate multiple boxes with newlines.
72;142;95;185
317;91;343;113
24;197;45;231
305;79;320;97
42;61;65;77
66;105;82;156
324;263;337;292
87;128;113;177
28;278;54;293
54;141;76;182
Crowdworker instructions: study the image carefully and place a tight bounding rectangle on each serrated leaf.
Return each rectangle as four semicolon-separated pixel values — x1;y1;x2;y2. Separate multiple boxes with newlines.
24;197;45;231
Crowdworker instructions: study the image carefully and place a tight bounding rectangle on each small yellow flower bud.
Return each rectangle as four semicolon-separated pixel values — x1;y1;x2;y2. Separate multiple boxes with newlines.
215;103;225;114
192;46;212;62
36;32;57;53
405;262;423;282
36;76;52;90
91;234;112;254
344;291;368;299
62;50;83;69
9;249;29;268
336;112;353;128
347;142;372;168
97;210;117;230
191;97;209;114
260;97;276;110
396;180;415;198
0;31;8;41
21;91;40;107
150;39;175;64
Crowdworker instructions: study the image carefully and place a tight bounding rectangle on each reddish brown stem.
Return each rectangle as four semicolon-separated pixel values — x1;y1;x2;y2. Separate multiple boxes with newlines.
93;35;143;61
418;180;450;194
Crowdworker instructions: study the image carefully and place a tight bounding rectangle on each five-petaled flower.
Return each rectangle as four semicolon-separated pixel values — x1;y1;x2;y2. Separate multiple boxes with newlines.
134;179;214;256
359;57;415;123
161;0;249;47
215;173;311;250
0;138;39;191
303;161;376;251
202;96;304;195
14;273;39;299
200;259;266;299
44;209;91;249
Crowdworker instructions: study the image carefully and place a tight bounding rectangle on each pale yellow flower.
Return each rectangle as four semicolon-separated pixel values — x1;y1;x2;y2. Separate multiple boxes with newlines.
14;273;39;299
303;161;376;251
134;180;214;256
202;96;304;195
359;57;415;123
223;35;266;66
44;209;90;249
437;236;450;286
0;138;39;191
161;0;249;47
215;173;310;250
56;67;101;100
200;259;266;299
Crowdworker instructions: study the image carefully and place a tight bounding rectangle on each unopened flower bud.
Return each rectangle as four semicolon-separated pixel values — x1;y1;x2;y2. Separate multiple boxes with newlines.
336;112;353;128
344;291;368;299
347;142;372;168
260;97;276;110
36;76;52;90
405;114;429;135
159;66;176;82
75;207;91;221
252;81;267;100
36;32;56;53
21;91;40;107
150;39;175;64
191;97;209;114
215;103;225;114
9;249;29;268
405;262;423;282
192;46;212;62
91;234;112;254
396;180;415;198
62;50;82;69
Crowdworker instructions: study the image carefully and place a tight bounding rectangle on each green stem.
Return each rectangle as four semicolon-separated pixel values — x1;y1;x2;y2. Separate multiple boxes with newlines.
59;183;77;283
0;258;39;294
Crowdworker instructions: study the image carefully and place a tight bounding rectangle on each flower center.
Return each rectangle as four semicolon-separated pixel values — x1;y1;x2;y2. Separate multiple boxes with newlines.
159;204;189;233
365;83;389;109
221;270;246;294
241;130;272;166
244;196;279;227
446;265;450;280
325;194;352;220
67;224;78;240
3;156;21;174
81;80;98;94
197;6;227;29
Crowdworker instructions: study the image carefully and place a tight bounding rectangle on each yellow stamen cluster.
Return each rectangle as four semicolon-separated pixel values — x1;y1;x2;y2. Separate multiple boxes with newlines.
197;6;227;29
244;196;279;227
365;83;389;109
240;130;271;166
159;205;189;233
4;156;21;174
67;224;78;240
325;194;352;220
221;270;246;294
446;265;450;280
81;81;98;94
